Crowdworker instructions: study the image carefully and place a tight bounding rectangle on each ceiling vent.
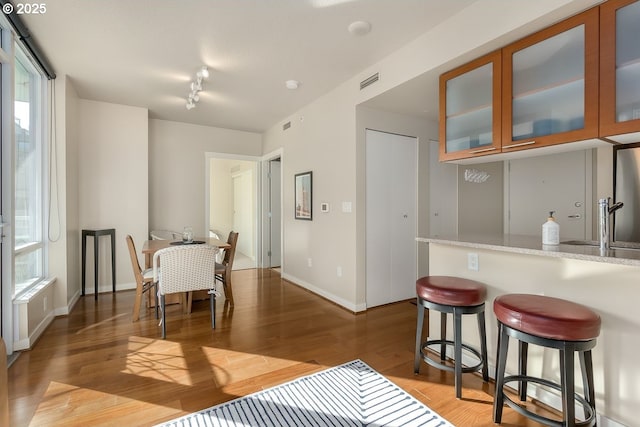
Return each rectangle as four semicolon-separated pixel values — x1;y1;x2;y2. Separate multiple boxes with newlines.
283;121;291;130
360;73;379;90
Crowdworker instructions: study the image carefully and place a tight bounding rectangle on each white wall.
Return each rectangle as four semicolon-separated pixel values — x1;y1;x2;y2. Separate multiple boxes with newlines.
65;79;80;306
48;75;80;315
77;100;148;292
263;86;359;310
458;161;504;235
148;119;261;238
261;1;599;311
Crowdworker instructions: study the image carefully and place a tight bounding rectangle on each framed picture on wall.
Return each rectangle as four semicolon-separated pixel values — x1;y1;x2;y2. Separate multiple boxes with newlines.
294;171;312;220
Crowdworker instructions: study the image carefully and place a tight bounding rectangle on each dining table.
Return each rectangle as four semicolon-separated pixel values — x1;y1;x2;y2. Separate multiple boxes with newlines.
140;236;232;310
141;236;231;269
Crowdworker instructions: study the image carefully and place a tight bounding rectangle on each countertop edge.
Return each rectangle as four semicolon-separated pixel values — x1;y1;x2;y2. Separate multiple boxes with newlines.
416;236;640;267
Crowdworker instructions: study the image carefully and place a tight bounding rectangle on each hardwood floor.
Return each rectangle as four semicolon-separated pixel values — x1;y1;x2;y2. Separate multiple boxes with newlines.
8;269;551;426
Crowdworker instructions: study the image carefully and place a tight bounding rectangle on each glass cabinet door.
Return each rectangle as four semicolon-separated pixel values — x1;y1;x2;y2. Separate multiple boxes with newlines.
600;0;640;142
439;51;501;161
502;7;599;151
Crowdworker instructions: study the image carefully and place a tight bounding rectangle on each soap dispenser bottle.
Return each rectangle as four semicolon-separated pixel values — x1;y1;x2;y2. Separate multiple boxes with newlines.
542;211;560;245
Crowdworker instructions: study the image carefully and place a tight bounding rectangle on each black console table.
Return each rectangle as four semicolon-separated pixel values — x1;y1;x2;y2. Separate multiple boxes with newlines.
82;228;116;300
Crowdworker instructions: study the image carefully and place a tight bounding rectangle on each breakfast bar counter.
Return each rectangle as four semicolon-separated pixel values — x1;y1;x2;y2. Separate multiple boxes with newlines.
417;234;639;427
417;234;640;266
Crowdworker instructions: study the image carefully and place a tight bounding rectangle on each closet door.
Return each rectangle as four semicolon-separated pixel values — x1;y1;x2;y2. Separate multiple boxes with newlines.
366;129;417;308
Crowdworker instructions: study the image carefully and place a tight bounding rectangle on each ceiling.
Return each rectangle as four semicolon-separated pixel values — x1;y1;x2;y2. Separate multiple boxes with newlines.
20;0;478;133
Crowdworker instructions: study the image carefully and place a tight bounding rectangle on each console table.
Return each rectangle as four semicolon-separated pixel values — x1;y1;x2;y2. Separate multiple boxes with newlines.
82;228;116;299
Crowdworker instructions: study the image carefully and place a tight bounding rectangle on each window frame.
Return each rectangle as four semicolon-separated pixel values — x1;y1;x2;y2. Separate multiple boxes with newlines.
12;43;48;298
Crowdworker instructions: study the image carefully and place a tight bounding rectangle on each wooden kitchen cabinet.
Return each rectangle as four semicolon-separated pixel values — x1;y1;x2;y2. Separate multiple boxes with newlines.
439;51;502;162
501;7;600;153
439;7;600;162
600;0;640;142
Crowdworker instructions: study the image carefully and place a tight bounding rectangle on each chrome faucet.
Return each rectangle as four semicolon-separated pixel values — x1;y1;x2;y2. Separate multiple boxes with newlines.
598;197;624;250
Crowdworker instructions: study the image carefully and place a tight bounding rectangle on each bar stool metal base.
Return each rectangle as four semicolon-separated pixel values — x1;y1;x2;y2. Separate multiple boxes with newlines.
493;321;597;427
419;338;485;375
414;298;489;399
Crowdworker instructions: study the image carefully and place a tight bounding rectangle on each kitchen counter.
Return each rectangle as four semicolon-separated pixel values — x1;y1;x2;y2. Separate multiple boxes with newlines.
419;234;639;427
417;234;640;267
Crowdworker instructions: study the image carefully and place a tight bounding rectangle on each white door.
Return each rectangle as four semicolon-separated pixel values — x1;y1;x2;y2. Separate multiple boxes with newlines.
366;129;417;308
507;150;589;240
269;159;282;267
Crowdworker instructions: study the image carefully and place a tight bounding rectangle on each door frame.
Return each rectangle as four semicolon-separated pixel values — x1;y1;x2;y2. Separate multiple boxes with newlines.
260;148;283;269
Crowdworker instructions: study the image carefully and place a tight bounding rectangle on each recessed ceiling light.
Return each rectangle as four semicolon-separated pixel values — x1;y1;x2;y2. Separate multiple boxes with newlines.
286;80;299;90
348;21;371;36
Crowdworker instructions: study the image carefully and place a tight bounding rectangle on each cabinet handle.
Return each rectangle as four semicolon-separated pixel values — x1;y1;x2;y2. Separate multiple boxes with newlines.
468;147;497;154
503;140;536;149
568;214;582;219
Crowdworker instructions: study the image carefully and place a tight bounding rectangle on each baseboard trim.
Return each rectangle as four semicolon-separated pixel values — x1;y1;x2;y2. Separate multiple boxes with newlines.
280;272;366;313
82;281;137;296
13;309;54;351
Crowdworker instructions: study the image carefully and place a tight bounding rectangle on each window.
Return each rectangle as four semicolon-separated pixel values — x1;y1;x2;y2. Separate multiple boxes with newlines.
13;48;46;296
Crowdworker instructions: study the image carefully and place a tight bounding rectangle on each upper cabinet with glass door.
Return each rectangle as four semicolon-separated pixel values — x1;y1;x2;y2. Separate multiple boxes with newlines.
439;51;502;162
600;0;640;142
501;8;599;153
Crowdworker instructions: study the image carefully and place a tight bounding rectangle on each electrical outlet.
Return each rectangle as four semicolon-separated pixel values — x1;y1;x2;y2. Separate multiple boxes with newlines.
467;253;479;271
337;266;342;277
307;258;312;267
43;296;48;311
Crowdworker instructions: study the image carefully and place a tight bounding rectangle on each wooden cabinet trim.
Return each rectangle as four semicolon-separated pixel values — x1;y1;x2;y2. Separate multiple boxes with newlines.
600;0;640;137
439;50;502;162
501;6;600;151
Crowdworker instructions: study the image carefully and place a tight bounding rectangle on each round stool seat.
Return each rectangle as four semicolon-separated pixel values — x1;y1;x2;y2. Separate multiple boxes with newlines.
416;276;486;306
494;294;601;341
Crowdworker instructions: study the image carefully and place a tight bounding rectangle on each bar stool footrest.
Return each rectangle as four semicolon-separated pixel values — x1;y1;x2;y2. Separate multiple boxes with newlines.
420;339;484;374
502;375;596;427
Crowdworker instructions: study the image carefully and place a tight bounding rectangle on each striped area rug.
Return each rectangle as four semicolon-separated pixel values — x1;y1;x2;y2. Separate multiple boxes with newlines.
156;359;453;427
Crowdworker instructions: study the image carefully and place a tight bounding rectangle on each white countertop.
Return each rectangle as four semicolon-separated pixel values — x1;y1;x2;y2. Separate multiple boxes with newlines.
417;234;640;267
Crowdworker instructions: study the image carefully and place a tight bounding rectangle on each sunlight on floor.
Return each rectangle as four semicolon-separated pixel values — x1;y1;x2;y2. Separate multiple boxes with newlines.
31;380;179;426
124;336;193;385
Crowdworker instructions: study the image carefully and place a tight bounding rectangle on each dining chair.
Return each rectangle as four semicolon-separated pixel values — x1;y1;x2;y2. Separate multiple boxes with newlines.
150;229;182;240
126;235;157;322
153;244;219;339
208;230;225;263
215;231;239;306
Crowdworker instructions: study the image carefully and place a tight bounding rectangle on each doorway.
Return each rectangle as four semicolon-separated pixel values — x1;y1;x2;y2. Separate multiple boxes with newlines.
506;150;591;240
207;156;258;270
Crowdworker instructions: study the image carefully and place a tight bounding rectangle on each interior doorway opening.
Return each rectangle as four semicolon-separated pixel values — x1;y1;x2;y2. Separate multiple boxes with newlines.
207;156;258;270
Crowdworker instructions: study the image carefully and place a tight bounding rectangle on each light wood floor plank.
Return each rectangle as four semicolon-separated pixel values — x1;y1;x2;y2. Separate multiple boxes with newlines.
9;269;552;426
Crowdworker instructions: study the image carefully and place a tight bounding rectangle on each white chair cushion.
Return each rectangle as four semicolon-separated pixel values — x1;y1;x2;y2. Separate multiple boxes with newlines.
142;268;154;281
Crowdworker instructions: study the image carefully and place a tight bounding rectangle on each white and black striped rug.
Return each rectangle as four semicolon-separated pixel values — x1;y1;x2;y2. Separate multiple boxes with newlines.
156;359;453;427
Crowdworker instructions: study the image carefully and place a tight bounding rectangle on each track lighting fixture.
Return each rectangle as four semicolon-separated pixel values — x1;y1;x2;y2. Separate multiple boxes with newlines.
186;66;209;110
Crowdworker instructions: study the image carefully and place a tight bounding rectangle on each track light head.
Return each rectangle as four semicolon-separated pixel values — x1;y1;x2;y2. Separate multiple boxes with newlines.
185;65;209;111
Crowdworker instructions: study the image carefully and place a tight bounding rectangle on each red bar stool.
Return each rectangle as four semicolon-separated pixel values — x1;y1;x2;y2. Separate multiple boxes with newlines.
414;276;489;398
493;294;601;427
